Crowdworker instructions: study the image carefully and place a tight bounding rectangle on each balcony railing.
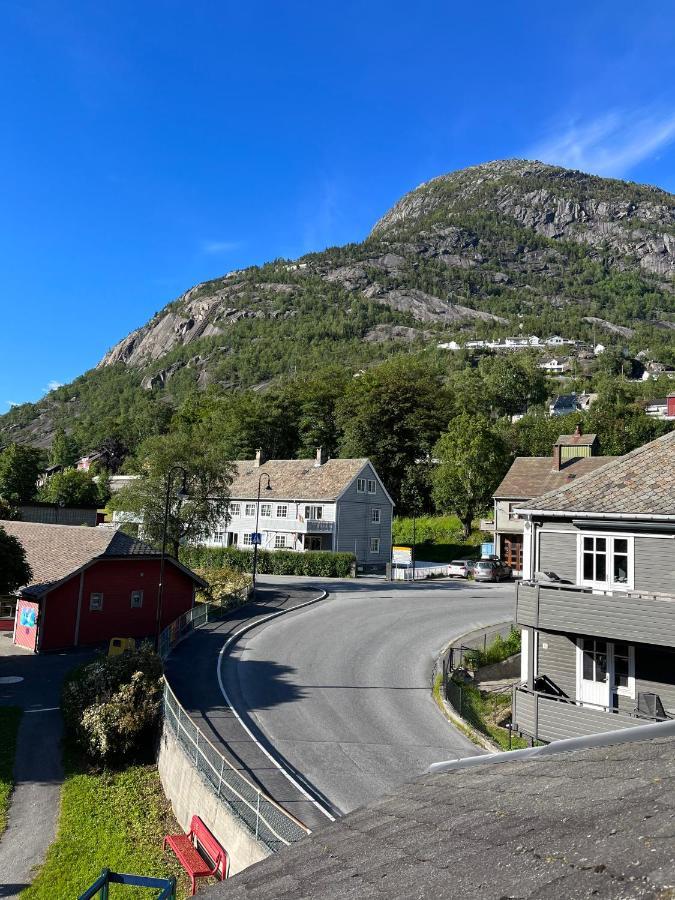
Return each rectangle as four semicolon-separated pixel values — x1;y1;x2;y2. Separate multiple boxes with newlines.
513;685;668;744
478;519;495;532
516;581;675;647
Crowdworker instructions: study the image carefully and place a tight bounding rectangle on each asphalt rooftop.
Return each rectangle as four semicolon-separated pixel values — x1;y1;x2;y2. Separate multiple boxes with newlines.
204;728;675;900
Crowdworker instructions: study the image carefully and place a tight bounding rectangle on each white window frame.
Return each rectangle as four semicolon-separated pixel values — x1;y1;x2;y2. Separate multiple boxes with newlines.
213;531;224;543
371;508;381;524
367;479;376;494
89;592;103;612
356;478;366;493
274;534;287;549
304;505;323;520
576;532;634;591
229;502;241;517
369;537;380;554
613;642;636;699
276;504;288;518
243;533;254;546
130;590;143;609
244;503;256;517
260;503;272;517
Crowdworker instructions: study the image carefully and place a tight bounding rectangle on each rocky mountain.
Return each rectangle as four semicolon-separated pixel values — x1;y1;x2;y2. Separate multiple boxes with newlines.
2;159;674;451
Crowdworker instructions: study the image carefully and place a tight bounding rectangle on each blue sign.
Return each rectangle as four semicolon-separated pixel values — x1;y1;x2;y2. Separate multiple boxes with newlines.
251;533;262;545
20;608;36;628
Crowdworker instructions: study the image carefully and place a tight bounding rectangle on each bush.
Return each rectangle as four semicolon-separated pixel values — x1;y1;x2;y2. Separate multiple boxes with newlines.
62;645;163;765
194;566;252;605
181;546;356;578
464;629;521;670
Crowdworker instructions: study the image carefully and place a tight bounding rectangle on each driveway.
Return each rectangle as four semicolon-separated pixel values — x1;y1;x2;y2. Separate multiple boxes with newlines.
0;632;92;898
219;576;514;815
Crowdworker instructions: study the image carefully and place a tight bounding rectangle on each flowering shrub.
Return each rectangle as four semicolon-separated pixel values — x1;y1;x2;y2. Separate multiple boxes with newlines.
194;566;252;606
62;644;163;765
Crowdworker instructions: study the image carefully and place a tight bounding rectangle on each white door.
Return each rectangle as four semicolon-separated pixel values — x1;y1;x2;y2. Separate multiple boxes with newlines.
577;639;611;708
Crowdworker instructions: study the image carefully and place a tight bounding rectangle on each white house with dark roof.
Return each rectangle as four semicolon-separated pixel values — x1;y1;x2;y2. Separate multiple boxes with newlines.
206;449;394;572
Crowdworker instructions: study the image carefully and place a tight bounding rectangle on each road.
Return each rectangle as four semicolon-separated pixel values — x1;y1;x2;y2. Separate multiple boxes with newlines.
219;576;514;816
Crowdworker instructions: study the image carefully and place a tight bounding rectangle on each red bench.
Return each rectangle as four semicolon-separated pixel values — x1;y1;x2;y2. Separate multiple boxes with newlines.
164;815;227;895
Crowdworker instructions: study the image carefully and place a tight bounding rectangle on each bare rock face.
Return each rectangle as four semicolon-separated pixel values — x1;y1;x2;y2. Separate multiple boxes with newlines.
372;159;675;279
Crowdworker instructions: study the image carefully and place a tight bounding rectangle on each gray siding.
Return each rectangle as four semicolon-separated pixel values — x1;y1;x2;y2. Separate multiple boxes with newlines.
538;530;577;581
514;690;645;743
517;584;675;647
335;463;393;566
635;536;675;595
537;631;576;698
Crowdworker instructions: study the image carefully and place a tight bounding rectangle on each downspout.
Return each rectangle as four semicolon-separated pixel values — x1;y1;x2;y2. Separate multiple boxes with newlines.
74;571;85;647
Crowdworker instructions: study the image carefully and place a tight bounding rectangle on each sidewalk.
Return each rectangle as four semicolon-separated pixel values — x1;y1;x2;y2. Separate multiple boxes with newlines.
0;632;92;898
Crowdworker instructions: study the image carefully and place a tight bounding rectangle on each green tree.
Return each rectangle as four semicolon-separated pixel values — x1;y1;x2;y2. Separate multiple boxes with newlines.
111;431;234;557
38;469;101;507
432;414;509;538
478;356;548;418
0;526;32;592
0;444;42;502
49;428;79;468
337;357;451;503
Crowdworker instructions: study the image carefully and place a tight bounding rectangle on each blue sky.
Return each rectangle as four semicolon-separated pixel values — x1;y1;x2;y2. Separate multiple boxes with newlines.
1;0;674;410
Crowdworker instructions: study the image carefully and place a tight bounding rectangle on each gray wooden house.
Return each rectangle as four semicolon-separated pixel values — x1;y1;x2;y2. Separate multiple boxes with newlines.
491;427;610;575
206;449;394;573
512;429;675;742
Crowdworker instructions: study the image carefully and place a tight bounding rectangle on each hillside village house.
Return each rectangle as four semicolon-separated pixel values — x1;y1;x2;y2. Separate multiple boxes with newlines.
206;450;394;573
491;428;611;576
2;521;204;652
511;429;675;743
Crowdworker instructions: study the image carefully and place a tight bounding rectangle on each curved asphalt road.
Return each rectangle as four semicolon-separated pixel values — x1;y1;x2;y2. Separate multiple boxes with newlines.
220;576;513;815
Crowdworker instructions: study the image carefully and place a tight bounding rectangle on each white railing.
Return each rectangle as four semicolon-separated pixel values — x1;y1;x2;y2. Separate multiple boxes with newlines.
392;565;452;581
163;682;310;850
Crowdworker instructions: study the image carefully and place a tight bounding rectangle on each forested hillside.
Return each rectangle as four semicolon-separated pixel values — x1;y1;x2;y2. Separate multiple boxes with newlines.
1;159;673;465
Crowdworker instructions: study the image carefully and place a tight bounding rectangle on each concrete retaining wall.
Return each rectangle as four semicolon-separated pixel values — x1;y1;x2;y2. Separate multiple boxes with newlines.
474;653;521;683
157;723;271;877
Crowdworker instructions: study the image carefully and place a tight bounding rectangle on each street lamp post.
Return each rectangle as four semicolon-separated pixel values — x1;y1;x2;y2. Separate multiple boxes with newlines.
252;473;272;594
155;465;189;649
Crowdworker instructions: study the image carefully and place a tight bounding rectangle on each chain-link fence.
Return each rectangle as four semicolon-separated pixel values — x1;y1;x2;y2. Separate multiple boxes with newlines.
163;681;310;852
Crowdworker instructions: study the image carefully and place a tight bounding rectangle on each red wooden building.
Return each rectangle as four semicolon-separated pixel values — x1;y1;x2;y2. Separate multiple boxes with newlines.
3;521;205;653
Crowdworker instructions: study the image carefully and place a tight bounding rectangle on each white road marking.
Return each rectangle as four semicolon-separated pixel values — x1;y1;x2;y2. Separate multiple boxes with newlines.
217;590;337;823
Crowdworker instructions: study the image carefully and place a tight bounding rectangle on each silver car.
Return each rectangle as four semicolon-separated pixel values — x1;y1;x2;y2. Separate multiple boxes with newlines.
448;559;476;578
473;559;511;582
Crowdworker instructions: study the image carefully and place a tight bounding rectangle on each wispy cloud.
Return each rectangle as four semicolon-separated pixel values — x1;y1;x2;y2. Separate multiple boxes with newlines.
46;380;63;392
201;239;242;255
528;108;675;177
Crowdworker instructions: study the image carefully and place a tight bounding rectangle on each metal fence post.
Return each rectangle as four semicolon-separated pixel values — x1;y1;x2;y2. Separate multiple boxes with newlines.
217;758;225;798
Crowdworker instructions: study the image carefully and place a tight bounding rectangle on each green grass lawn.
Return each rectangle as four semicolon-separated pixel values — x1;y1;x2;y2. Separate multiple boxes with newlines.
0;706;22;835
22;752;192;899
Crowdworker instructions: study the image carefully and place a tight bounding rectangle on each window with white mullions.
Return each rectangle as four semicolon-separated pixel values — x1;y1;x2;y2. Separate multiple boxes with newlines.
582;638;607;683
579;534;633;590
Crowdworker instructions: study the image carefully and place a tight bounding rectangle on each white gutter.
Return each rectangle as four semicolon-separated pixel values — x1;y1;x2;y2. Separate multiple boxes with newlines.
428;718;675;775
513;508;675;522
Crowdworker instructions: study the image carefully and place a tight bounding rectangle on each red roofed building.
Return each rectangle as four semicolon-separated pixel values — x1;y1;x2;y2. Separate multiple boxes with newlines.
2;522;205;653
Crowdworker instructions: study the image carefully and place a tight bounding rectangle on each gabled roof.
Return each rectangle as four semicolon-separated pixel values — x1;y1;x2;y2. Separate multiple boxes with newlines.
516;429;675;518
494;456;612;500
0;521;205;597
229;457;380;502
554;432;597;447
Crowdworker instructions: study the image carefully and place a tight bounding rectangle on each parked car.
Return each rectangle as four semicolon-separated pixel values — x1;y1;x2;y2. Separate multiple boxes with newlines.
473;559;512;582
448;559;477;578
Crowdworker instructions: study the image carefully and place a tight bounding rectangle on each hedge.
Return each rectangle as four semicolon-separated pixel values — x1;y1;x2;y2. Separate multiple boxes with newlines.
181;546;355;578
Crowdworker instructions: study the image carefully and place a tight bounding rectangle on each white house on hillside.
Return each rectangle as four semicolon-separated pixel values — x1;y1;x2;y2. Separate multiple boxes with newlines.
206;449;394;572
